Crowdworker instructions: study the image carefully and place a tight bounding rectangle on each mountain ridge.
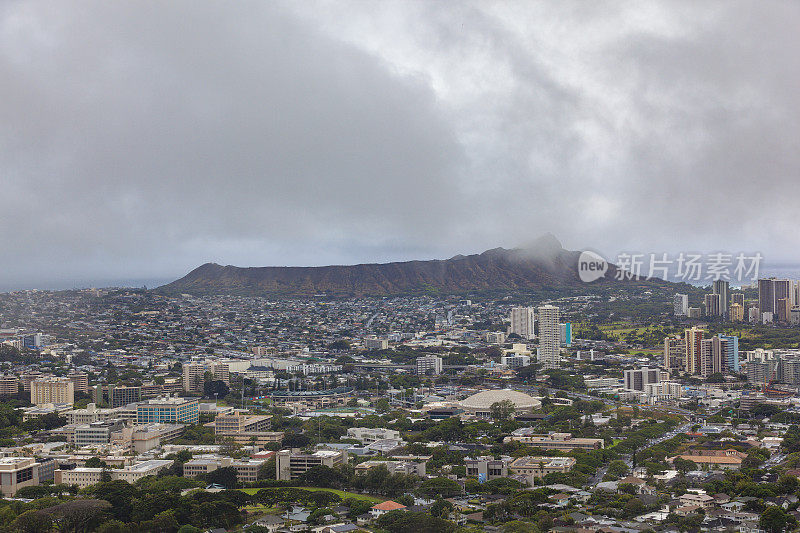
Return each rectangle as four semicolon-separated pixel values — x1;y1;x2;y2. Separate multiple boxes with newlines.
156;235;665;296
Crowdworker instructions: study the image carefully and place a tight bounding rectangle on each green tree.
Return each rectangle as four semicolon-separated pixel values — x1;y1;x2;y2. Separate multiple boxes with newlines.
84;456;108;468
298;464;342;488
377;510;457;533
606;460;630;478
490;399;516;421
418;477;462;498
203;380;230;399
760;505;797;533
11;510;53;533
202;466;240;488
96;520;131;533
430;499;454;518
673;457;697;476
502;521;537;533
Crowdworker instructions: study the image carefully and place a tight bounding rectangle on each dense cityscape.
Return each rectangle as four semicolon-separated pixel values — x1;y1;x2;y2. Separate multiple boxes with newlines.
0;277;796;532
2;0;797;531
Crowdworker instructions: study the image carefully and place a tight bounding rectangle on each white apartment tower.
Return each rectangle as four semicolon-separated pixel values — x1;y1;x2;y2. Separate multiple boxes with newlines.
673;294;689;316
416;355;443;375
509;307;535;340
537;305;560;370
182;363;205;393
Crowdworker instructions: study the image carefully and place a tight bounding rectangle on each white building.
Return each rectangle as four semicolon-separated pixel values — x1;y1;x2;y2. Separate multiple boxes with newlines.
346;427;401;444
509;307;535;340
501;354;530;368
364;337;389;350
624;367;662;391
416;355;443;375
645;382;682;404
674;294;689;316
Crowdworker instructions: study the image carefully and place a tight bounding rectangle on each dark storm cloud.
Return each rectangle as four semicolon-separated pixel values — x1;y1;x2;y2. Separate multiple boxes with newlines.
1;1;798;288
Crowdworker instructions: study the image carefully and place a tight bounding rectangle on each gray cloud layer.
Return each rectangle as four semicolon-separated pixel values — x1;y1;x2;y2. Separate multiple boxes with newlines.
1;1;798;288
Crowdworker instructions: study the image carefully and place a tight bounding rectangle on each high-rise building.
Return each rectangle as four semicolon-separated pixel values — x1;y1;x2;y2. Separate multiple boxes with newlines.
663;336;685;372
560;323;572;346
210;362;230;385
182;363;205;393
777;298;791;323
416;355;443;375
712;280;730;317
747;359;778;385
782;359;800;386
729;303;744;322
674;294;689;316
684;327;705;375
704;294;721;317
31;378;74;406
0;376;19;397
92;384;140;407
759;278;793;316
731;293;745;307
699;336;730;377
509;307;535;340
108;385;141;407
537;305;560;370
67;372;89;394
719;335;739;373
775;279;793;307
759;278;775;316
624;367;661;391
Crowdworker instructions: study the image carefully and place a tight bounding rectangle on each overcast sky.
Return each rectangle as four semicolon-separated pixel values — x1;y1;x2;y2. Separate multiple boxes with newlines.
1;1;798;289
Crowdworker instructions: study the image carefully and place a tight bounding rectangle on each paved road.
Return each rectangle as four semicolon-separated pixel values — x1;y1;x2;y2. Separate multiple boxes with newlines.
586;422;691;487
764;452;787;469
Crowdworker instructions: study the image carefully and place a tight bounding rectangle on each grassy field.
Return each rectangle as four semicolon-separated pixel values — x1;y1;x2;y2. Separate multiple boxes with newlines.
239;486;383;503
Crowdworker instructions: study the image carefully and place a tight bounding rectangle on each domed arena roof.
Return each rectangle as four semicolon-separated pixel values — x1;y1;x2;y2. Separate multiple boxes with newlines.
460;389;541;410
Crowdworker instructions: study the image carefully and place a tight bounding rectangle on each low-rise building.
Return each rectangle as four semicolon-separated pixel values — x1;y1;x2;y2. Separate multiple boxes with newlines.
74;420;125;447
0;457;39;496
211;411;280;445
503;432;604;450
112;460;173;483
465;456;508;481
354;460;425;477
346;427;401;444
231;459;266;483
508;456;577;484
54;467;102;489
137;396;198;425
670;449;748;470
276;449;347;481
370;501;406;518
64;403;126;425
